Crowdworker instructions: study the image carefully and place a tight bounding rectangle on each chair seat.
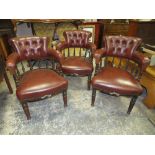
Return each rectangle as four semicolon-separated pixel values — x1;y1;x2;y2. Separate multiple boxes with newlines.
16;69;68;101
61;56;93;76
92;67;143;96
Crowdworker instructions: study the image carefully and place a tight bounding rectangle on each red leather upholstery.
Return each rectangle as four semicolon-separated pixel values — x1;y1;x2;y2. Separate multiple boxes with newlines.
92;35;150;114
104;35;142;58
7;36;68;120
17;69;68;101
63;30;92;47
10;37;49;61
61;57;93;76
56;30;96;90
92;67;143;96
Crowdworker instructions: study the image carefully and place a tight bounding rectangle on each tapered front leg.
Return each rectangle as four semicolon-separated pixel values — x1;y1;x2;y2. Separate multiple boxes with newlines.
56;64;64;76
88;75;91;90
21;101;31;120
95;64;99;75
127;96;138;114
63;90;67;107
3;71;13;94
91;88;96;106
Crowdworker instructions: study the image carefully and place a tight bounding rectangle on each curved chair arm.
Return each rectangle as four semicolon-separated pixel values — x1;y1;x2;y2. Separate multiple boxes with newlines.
93;48;106;64
56;41;96;52
6;52;20;74
132;52;150;72
93;48;107;75
86;42;96;54
48;48;64;64
56;41;68;51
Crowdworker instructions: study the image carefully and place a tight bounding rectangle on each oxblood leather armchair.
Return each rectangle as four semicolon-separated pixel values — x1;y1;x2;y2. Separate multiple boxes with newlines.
56;30;96;90
7;36;68;120
92;35;150;114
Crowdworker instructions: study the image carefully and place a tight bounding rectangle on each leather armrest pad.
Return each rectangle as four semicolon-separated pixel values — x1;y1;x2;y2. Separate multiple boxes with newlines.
56;41;68;51
6;52;20;74
48;48;64;63
93;48;106;64
133;52;150;71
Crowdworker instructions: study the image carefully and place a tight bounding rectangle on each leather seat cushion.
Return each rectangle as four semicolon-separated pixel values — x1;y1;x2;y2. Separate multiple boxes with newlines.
92;67;143;95
61;57;93;76
16;69;68;101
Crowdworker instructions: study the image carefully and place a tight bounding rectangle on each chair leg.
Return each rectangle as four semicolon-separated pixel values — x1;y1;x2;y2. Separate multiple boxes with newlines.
56;64;63;76
95;64;99;76
91;88;96;106
21;101;31;120
3;71;13;94
88;75;91;90
63;90;67;107
127;96;138;114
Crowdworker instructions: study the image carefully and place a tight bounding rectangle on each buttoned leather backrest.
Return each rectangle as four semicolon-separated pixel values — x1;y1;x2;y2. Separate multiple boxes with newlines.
63;30;92;48
104;36;142;58
10;37;49;60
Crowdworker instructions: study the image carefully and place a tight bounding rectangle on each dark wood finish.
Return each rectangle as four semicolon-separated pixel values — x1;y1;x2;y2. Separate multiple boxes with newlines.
0;37;9;58
63;90;67;107
98;20;129;47
104;23;129;36
79;22;104;48
127;96;138;114
3;69;13;94
128;20;155;45
11;19;83;40
21;102;31;120
0;54;13;94
0;47;3;82
88;75;91;90
0;19;15;58
91;88;96;106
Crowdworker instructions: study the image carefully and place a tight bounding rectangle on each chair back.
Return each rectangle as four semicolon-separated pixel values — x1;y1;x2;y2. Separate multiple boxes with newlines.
63;30;92;48
8;37;58;87
10;36;49;61
104;35;142;59
98;36;143;79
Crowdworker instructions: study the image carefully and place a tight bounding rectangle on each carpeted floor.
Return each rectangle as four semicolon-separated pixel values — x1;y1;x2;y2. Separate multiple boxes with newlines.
0;73;155;135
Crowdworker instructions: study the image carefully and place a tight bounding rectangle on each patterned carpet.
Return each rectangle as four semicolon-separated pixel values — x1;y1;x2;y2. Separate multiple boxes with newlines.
0;74;155;135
